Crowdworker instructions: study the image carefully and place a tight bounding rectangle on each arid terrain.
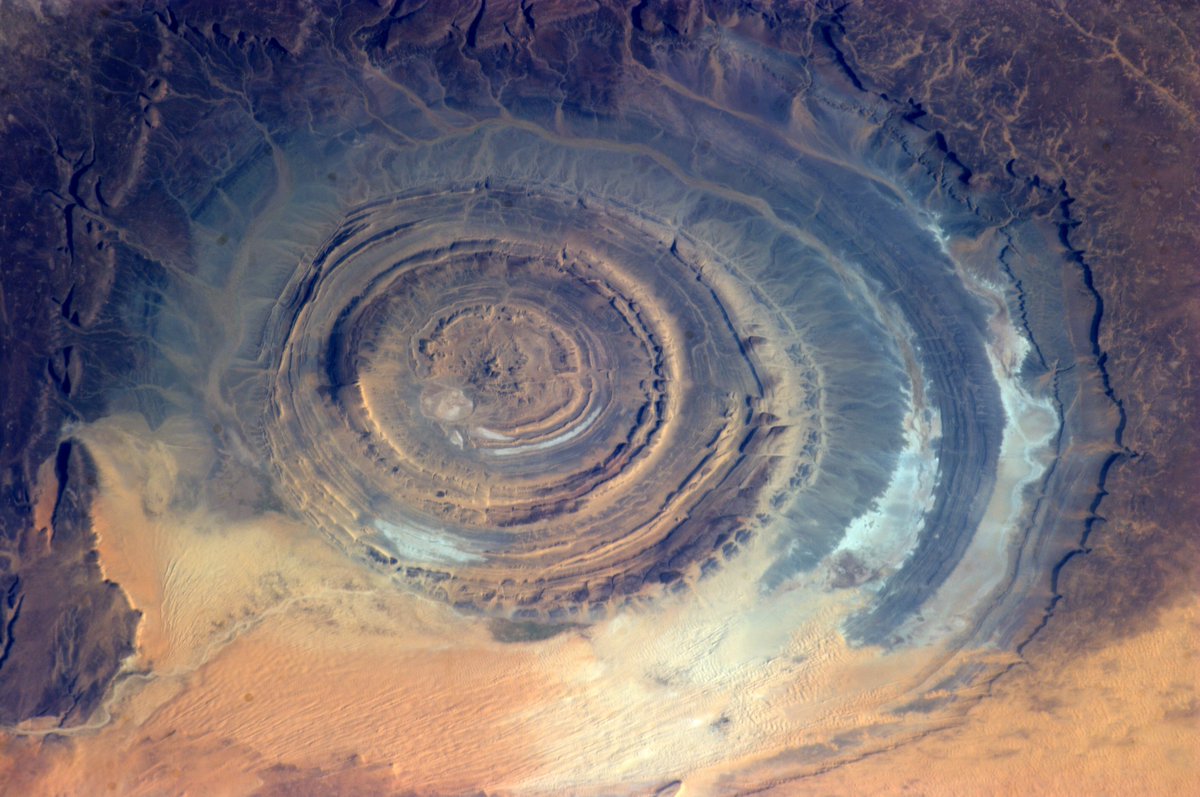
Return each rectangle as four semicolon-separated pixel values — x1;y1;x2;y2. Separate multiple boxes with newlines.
0;1;1195;795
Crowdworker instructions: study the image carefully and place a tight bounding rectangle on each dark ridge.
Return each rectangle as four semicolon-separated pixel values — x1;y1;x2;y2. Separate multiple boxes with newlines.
53;440;73;511
46;345;75;398
0;579;22;674
632;0;652;33
466;0;487;48
1012;180;1132;659
154;6;179;35
59;199;77;266
932;131;973;185
1056;185;1129;447
902;99;927;123
996;241;1049;370
815;7;865;92
92;177;108;209
59;285;77;322
62;140;95;214
519;0;536;32
47;356;70;398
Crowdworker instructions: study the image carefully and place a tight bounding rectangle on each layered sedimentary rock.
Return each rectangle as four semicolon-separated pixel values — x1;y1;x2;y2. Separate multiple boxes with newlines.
259;188;802;617
0;1;1191;794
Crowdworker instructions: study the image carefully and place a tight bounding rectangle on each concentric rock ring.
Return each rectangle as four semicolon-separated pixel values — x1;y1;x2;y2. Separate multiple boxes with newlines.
266;187;804;619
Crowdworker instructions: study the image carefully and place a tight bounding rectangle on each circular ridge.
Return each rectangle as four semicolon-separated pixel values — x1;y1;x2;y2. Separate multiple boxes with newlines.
265;186;810;619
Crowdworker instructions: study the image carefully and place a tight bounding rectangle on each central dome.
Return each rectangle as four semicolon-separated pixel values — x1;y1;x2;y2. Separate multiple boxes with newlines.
264;187;809;620
348;249;671;526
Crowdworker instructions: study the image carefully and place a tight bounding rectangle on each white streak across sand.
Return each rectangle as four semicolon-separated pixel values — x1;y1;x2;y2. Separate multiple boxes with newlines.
470;426;512;441
486;404;603;457
372;519;484;565
832;386;940;580
899;217;1060;646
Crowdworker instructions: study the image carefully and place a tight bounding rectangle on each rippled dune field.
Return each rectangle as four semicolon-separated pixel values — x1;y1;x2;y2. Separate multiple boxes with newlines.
0;2;1196;795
